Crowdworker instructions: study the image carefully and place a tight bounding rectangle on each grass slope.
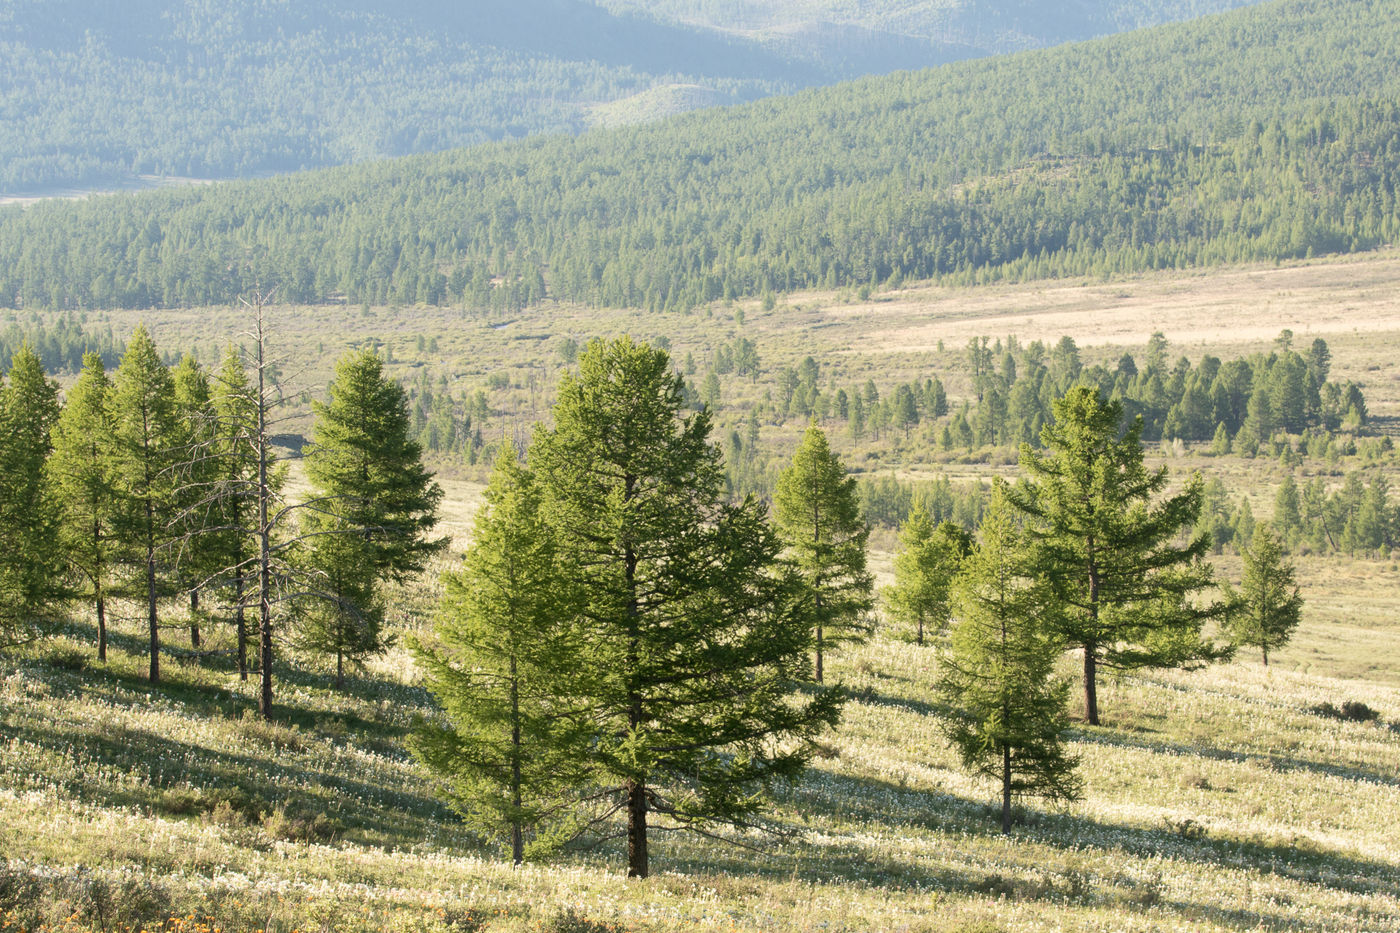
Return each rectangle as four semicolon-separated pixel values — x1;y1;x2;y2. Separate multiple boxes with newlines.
3;560;1398;931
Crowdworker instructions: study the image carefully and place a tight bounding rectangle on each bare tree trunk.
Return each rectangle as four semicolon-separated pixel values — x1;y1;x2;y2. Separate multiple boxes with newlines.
189;589;201;648
1002;745;1012;834
627;780;648;879
256;305;275;721
1083;644;1099;726
96;590;107;662
147;521;159;683
234;568;247;681
510;652;523;866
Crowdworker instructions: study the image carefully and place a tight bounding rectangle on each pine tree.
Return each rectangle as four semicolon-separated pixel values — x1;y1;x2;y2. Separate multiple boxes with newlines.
413;447;590;864
171;354;218;649
0;345;65;646
108;326;180;682
49;352;117;659
938;486;1080;833
210;346;260;680
1010;385;1227;725
1227;526;1303;666
885;505;970;645
301;349;444;680
773;424;874;683
531;336;841;879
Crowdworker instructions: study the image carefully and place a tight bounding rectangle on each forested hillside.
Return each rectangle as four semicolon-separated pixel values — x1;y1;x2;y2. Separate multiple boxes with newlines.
1;0;1396;312
605;0;1262;62
1;0;1266;194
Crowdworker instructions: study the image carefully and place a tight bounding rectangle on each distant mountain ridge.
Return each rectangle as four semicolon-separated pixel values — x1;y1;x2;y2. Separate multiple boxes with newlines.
0;0;1266;194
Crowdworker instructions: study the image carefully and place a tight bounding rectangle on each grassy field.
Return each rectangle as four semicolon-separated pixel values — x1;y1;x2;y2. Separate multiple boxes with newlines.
4;252;1400;931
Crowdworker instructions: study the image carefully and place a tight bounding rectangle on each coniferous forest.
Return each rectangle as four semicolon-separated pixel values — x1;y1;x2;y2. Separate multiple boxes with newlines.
3;0;1400;929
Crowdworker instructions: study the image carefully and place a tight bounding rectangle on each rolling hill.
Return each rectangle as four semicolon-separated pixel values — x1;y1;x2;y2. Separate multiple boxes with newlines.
0;0;1394;314
0;0;1267;195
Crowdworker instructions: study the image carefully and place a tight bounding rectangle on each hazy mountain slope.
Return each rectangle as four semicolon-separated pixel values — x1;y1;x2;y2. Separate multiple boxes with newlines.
602;0;1266;62
1;0;1268;195
1;0;1396;313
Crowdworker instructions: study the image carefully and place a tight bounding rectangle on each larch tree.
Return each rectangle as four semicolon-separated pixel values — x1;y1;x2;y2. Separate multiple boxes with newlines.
0;345;65;646
885;505;972;645
210;345;260;681
531;336;842;880
1009;385;1227;726
301;349;444;683
49;352;117;659
413;446;590;865
108;325;180;682
1227;525;1303;666
171;353;219;649
937;485;1080;833
773;423;873;682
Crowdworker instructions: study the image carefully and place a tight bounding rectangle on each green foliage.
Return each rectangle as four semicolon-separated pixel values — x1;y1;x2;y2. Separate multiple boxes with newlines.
301;349;444;679
937;486;1080;832
0;344;65;645
1226;526;1304;666
47;352;117;658
413;447;590;863
530;336;842;878
774;424;875;682
106;325;180;680
885;505;971;645
1010;386;1228;725
5;0;1400;310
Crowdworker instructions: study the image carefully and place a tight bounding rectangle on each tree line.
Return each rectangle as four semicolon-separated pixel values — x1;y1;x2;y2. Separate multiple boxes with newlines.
1;0;1397;311
0;320;442;716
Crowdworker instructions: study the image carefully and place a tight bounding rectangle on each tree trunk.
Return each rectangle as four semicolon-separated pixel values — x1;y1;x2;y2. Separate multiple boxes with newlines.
96;591;107;662
257;322;274;721
147;531;159;683
510;652;523;866
235;572;247;681
336;648;344;690
627;779;648;879
815;622;824;684
1083;644;1099;726
1001;744;1012;834
1262;646;1269;667
190;589;201;648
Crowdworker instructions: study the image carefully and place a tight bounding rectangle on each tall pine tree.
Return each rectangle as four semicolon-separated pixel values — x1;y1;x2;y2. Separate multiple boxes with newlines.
1009;386;1227;725
109;326;180;682
414;446;590;864
49;352;117;659
0;345;65;646
937;486;1079;833
532;336;841;879
773;424;873;682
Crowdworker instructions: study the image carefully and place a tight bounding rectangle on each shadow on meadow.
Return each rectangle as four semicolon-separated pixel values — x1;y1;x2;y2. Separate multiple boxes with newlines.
1069;722;1400;789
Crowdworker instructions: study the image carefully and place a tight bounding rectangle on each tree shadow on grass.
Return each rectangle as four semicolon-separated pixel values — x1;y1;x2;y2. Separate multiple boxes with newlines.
1068;723;1400;789
760;768;1398;910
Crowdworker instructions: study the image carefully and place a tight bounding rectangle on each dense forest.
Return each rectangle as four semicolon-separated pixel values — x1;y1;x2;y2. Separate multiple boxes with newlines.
0;0;1263;195
1;0;1395;312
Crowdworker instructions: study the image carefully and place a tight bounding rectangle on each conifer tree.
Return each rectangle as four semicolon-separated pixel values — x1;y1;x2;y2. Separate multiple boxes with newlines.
531;336;841;879
108;326;180;682
49;353;117;659
414;447;589;864
937;486;1080;833
301;349;444;680
773;424;874;682
171;354;218;648
1226;526;1303;666
210;346;260;680
1010;386;1227;725
0;345;65;646
885;505;970;645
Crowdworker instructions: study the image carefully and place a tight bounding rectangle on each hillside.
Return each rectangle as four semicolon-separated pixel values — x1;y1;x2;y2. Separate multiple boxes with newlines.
0;0;1395;314
0;0;1267;195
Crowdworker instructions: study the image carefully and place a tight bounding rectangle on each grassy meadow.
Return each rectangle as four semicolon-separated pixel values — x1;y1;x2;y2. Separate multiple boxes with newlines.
5;252;1400;931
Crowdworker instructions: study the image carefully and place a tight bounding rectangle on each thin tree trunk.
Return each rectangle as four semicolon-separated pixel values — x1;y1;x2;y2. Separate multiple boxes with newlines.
96;590;107;662
147;529;159;683
1262;646;1269;667
336;648;344;690
1083;644;1099;726
257;318;274;721
623;474;649;880
190;589;201;648
510;652;523;866
235;571;247;681
1002;744;1012;834
815;621;824;684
